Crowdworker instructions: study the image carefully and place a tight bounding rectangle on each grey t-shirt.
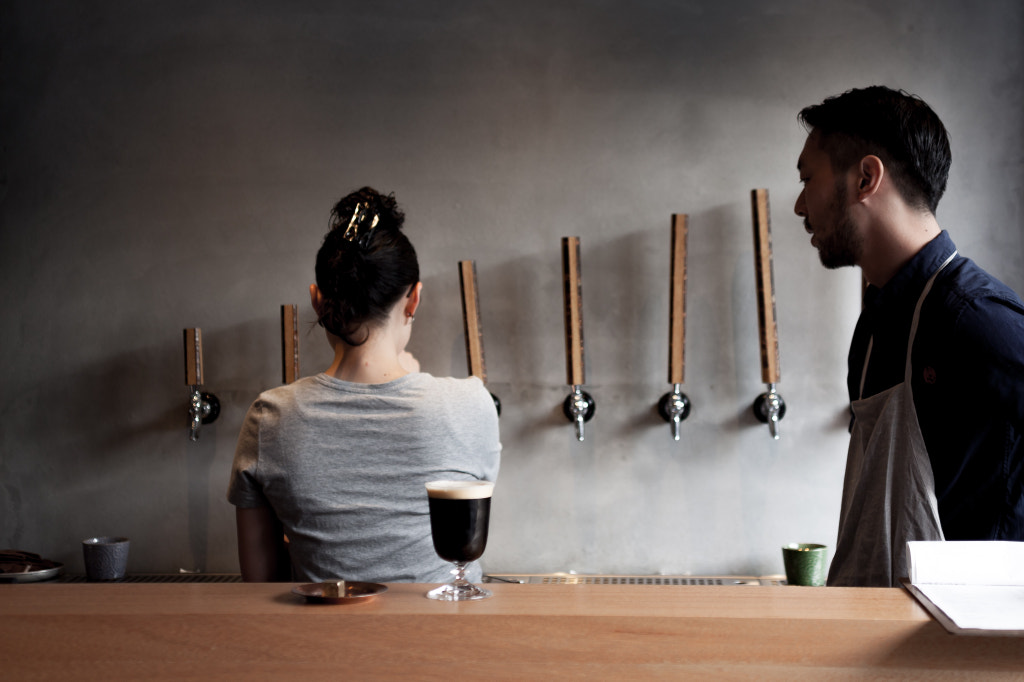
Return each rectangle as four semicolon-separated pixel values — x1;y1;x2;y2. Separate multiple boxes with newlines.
227;372;501;583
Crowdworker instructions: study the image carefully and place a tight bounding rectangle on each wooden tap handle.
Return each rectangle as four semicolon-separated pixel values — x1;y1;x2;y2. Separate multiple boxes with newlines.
459;260;487;382
751;189;781;384
562;236;586;386
184;328;203;386
669;214;688;385
281;304;300;384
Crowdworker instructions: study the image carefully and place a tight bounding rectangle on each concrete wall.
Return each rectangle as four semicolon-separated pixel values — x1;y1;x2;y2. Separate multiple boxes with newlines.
2;0;1021;576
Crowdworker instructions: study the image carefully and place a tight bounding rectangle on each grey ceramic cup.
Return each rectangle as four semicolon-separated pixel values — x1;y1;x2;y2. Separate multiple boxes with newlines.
82;536;130;581
782;543;827;586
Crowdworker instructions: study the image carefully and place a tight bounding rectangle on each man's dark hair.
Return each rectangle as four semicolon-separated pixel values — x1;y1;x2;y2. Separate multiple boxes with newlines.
798;86;951;214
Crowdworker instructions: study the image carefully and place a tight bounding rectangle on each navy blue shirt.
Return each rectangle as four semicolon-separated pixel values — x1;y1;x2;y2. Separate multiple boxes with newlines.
848;231;1024;540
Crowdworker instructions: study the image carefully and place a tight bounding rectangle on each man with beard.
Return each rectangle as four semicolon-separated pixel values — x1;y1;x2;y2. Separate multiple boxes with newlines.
794;86;1024;586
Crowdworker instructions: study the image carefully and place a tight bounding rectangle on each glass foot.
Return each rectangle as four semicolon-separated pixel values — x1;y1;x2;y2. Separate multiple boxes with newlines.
425;561;493;600
426;581;492;601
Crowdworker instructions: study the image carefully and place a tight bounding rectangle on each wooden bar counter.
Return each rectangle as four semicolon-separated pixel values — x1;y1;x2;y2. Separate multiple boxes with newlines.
2;582;1021;679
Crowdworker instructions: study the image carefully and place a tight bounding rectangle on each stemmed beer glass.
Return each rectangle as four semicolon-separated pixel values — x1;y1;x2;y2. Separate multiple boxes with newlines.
425;480;494;601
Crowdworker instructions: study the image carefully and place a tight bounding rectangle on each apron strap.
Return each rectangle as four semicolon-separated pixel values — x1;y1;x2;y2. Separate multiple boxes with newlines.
858;337;873;400
903;250;957;383
858;249;958;398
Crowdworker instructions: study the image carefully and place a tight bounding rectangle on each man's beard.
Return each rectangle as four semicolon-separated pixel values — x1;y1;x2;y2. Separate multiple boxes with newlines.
814;182;862;269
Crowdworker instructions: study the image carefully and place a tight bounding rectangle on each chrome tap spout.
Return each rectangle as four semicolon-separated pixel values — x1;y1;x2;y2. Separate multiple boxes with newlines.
189;386;203;441
753;383;786;440
187;386;221;442
658;384;692;441
562;385;595;442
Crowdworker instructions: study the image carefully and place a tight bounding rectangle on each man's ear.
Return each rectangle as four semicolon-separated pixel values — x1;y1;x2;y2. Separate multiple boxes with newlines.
856;155;885;201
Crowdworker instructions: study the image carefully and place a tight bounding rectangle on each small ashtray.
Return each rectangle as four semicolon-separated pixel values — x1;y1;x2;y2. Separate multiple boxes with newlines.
292;581;388;604
0;550;64;583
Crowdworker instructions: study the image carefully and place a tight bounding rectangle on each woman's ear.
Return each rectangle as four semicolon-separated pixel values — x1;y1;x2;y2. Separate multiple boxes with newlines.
405;282;422;318
309;283;323;314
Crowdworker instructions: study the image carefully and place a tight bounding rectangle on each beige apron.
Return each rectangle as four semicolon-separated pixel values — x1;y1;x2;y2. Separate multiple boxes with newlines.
827;251;957;587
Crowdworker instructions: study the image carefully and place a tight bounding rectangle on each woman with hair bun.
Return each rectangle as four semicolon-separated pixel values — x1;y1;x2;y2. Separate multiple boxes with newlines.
227;187;501;583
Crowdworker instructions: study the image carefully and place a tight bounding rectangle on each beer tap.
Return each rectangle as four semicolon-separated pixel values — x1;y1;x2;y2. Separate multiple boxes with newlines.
658;214;692;440
183;328;220;441
459;261;501;415
565;385;595;441
281;304;300;384
749;189;786;439
560;237;595;441
754;383;786;438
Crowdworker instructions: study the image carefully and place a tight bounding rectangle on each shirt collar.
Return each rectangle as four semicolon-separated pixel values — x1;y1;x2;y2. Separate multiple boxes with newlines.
863;230;957;312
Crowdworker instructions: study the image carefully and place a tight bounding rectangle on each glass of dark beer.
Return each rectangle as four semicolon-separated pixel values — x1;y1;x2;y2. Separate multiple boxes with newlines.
425;480;494;601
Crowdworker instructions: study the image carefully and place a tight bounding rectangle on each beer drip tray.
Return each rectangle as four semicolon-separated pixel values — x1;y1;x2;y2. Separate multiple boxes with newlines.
55;573;786;586
484;573;785;586
60;573;244;583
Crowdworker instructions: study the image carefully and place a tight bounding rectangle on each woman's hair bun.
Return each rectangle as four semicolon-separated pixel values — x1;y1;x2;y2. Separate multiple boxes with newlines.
317;229;377;297
314;187;419;346
328;186;405;240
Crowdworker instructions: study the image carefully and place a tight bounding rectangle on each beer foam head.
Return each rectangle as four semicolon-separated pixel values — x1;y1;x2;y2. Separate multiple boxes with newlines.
425;480;494;500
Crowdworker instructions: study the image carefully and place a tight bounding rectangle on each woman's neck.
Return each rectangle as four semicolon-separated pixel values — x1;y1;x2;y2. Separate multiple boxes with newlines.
317;287;418;384
322;312;414;384
324;339;409;384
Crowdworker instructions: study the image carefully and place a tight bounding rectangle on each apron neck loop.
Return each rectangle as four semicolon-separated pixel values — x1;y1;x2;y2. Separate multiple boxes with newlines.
859;250;958;398
903;250;957;382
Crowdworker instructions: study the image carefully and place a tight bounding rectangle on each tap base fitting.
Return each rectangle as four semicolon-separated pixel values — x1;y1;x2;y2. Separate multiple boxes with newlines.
562;390;596;423
198;392;221;424
658;391;691;424
752;392;786;424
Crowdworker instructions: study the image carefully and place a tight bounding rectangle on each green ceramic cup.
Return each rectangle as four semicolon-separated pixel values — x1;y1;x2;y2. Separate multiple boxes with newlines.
782;543;827;586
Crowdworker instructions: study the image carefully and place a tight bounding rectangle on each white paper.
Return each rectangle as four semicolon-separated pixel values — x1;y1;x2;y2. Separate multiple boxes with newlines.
907;540;1024;585
913;584;1024;631
907;541;1024;633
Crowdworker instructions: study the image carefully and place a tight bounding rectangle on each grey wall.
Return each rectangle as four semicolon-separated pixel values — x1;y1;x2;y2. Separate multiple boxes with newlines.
2;0;1022;577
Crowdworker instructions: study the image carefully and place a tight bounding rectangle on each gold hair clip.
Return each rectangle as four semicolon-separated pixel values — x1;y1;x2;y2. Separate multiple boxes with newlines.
342;202;381;247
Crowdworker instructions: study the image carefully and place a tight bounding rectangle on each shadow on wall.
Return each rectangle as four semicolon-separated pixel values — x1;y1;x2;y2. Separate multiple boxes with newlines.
1;337;197;563
585;228;666;439
456;250;568;441
2;310;317;570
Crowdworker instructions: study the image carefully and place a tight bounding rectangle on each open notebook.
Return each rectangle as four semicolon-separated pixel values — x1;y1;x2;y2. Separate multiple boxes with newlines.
902;541;1024;636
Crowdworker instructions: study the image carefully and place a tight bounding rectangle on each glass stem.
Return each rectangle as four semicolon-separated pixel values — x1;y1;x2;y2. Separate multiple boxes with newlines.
452;561;469;585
